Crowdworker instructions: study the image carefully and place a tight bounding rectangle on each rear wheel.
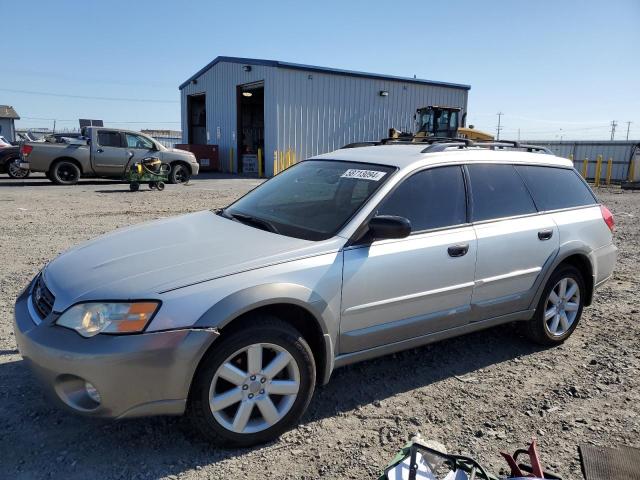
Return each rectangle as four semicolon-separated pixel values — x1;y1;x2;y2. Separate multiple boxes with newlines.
129;182;140;191
188;318;316;447
526;265;585;345
7;157;30;179
50;160;80;185
169;163;190;184
156;181;165;191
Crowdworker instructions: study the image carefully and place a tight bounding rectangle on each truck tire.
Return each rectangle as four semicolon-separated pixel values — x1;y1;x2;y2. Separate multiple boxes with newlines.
169;163;190;184
50;160;81;185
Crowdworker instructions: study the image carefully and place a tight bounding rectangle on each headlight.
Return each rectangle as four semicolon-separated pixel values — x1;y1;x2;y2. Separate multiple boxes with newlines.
56;302;160;338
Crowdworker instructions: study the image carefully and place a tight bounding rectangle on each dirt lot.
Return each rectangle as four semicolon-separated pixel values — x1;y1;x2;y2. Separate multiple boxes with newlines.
0;174;638;480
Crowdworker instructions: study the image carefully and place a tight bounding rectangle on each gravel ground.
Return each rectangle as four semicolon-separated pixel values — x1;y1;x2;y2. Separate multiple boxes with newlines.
0;174;638;480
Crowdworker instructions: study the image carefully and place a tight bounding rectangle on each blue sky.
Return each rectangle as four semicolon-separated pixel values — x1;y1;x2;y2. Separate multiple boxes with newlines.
3;0;639;140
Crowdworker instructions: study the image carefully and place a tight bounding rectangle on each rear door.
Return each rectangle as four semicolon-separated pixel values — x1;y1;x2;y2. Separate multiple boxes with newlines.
340;165;477;353
93;130;127;175
467;163;560;320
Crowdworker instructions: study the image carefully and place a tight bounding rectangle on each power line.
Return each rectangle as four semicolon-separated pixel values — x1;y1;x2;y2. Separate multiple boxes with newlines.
19;116;180;124
0;87;179;104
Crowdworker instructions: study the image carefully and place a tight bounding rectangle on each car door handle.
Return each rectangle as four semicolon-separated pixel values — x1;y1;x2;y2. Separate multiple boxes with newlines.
538;229;554;241
448;243;469;257
96;148;104;153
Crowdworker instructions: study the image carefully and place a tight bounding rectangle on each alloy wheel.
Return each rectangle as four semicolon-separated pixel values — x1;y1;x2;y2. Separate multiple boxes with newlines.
8;159;29;178
544;277;581;336
208;342;300;434
58;164;78;182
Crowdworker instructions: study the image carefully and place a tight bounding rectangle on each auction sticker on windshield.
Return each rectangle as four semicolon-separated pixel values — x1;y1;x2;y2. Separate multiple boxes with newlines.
341;169;387;181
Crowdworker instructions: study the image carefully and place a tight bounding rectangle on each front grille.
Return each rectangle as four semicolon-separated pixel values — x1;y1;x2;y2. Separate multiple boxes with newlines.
31;274;55;319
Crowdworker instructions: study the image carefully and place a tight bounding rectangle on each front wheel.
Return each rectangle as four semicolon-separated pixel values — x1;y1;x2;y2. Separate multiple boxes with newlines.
7;158;30;179
526;265;585;345
188;318;316;447
169;163;190;184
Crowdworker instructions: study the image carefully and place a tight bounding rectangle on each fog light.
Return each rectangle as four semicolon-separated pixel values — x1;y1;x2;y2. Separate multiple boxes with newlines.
85;382;101;404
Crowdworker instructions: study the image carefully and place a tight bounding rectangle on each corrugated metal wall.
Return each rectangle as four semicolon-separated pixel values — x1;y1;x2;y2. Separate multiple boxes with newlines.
181;61;468;176
528;140;640;182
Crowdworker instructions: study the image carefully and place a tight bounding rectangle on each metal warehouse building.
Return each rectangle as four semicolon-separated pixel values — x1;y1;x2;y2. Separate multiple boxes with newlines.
179;56;470;176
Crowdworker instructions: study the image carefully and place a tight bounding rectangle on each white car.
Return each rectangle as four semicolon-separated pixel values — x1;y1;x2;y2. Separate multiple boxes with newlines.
15;139;617;446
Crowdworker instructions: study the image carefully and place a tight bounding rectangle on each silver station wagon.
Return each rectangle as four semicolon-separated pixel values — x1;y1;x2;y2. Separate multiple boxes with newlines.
14;140;617;446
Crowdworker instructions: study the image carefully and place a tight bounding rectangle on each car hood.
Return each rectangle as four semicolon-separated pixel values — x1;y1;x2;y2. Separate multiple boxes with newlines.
44;211;341;311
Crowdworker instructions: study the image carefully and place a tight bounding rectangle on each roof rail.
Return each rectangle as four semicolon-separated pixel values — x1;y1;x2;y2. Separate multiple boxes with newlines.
341;137;553;154
341;141;380;149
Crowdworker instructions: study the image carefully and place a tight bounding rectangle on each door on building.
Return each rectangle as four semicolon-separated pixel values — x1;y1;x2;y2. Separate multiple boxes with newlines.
237;82;264;175
187;94;207;144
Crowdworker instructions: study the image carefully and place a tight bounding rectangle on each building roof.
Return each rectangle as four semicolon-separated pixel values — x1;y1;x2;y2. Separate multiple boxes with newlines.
312;144;573;170
0;105;19;119
179;56;471;91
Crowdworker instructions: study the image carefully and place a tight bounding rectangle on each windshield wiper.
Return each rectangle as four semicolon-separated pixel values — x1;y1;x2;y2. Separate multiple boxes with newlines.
222;210;279;234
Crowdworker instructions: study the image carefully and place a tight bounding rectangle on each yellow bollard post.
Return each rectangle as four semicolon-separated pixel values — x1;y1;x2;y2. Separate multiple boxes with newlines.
257;148;263;178
279;151;284;172
273;151;278;176
606;157;613;185
285;150;290;169
594;155;602;187
581;158;588;178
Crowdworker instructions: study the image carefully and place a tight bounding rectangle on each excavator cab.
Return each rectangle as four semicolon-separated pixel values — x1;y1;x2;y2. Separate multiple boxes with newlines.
415;106;461;138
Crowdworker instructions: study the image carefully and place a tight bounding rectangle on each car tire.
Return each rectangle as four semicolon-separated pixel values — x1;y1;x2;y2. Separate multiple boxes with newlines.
50;160;81;185
525;265;585;345
188;317;316;447
169;163;190;184
6;157;30;179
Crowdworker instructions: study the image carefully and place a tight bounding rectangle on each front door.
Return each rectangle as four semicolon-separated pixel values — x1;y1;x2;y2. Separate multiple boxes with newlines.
93;130;127;175
466;163;560;319
124;132;157;166
340;165;477;354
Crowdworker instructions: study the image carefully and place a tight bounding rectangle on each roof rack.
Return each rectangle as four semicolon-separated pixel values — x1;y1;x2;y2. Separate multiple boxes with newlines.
340;138;552;155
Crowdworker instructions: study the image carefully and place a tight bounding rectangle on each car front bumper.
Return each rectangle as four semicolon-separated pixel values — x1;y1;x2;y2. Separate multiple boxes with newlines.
13;282;219;419
190;160;200;176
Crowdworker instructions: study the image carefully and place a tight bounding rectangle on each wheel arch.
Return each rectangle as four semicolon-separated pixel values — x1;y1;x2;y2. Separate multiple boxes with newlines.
530;248;595;309
51;156;84;174
193;283;336;386
170;159;193;174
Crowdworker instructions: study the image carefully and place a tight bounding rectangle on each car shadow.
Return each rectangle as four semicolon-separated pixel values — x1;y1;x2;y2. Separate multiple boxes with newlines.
0;325;542;479
0;178;126;188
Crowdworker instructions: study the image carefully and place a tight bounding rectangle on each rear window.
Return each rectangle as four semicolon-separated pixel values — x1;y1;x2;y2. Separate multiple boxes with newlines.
97;131;122;148
467;164;536;222
515;165;597;211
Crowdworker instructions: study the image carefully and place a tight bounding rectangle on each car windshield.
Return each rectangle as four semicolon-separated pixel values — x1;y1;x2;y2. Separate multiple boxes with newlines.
222;160;395;241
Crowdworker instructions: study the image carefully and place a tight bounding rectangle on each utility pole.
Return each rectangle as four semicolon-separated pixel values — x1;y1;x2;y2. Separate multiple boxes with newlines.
626;121;632;140
517;128;520;141
53;119;56;134
610;120;617;141
496;112;503;140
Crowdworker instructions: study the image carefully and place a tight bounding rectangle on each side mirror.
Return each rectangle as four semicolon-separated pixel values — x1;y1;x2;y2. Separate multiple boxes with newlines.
367;215;411;241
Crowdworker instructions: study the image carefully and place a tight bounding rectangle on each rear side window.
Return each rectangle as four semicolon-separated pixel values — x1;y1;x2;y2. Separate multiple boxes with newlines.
467;164;536;222
515;165;597;211
97;131;122;148
377;166;467;232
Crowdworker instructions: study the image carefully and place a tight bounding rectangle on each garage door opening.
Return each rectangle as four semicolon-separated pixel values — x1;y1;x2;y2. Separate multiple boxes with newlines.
187;93;207;144
237;82;264;175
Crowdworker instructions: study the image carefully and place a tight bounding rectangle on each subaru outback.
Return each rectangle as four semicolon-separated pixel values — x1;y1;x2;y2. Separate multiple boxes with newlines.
14;141;617;446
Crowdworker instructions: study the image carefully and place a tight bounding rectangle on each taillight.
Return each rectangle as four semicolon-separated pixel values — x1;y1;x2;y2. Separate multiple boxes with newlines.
20;144;33;157
600;205;615;233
